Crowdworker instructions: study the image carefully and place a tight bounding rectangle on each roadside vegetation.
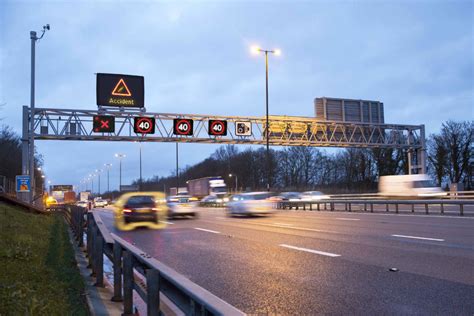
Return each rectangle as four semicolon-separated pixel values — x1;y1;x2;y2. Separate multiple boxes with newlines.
0;203;88;315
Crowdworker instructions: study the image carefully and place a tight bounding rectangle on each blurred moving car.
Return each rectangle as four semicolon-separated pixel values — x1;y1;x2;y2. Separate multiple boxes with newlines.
113;192;168;231
94;199;108;208
300;191;330;201
227;192;274;216
76;200;89;209
379;174;446;198
167;195;199;218
277;192;302;201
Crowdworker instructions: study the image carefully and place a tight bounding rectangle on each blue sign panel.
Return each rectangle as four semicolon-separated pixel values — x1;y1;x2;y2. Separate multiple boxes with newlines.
16;175;31;192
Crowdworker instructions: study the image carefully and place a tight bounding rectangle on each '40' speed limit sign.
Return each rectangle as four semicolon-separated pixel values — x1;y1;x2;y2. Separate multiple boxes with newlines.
173;119;193;136
208;120;227;136
134;117;155;134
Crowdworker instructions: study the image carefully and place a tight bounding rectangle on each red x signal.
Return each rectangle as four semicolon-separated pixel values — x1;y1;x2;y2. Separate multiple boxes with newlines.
93;115;115;133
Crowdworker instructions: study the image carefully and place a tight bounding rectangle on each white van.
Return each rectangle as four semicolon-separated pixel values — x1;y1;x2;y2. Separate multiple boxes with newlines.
378;174;446;198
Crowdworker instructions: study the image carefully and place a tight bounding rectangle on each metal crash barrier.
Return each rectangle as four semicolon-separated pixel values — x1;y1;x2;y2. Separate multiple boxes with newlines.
276;199;474;216
65;207;244;316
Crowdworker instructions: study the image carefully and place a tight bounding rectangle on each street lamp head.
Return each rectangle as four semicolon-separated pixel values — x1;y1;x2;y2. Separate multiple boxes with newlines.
273;48;282;56
250;45;261;55
229;174;233;177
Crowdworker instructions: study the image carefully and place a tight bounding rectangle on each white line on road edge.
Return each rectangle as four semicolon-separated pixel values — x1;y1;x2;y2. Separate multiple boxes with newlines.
280;244;341;257
194;228;221;234
273;223;294;226
391;234;445;242
335;218;360;221
162;221;174;225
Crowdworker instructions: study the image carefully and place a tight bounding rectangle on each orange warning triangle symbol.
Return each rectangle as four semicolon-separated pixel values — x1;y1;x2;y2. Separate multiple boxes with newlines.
111;78;132;96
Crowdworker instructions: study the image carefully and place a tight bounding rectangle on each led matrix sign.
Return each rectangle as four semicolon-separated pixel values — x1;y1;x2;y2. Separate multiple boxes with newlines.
97;73;144;107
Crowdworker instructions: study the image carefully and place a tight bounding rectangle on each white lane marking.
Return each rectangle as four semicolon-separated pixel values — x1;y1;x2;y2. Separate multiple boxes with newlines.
391;234;445;242
273;222;293;226
268;223;337;234
162;221;174;225
335;218;360;221
215;217;227;220
280;244;341;257
194;227;221;234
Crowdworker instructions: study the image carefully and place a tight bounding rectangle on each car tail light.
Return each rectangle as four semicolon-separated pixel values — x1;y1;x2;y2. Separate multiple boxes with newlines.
123;209;132;213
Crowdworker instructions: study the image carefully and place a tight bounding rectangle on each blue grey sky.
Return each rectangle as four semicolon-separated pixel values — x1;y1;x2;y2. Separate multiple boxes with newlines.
1;0;472;191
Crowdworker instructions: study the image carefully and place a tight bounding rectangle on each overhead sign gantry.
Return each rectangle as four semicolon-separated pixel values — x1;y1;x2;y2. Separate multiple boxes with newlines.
21;73;427;202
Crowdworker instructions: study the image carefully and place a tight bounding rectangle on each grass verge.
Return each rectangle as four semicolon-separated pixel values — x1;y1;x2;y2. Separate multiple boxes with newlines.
0;202;88;315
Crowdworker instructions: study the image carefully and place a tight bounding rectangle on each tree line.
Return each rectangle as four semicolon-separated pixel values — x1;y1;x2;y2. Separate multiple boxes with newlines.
0;125;44;196
139;120;472;193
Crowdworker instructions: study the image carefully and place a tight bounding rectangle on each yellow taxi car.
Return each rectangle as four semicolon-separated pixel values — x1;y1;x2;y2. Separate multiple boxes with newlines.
113;192;168;231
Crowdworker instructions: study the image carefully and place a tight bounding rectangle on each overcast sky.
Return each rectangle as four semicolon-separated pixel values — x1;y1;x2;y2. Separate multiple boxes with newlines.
1;0;472;191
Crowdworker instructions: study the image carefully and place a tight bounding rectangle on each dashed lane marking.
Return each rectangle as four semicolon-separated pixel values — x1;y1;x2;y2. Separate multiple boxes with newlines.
335;218;360;221
194;227;221;234
391;234;444;242
280;244;341;257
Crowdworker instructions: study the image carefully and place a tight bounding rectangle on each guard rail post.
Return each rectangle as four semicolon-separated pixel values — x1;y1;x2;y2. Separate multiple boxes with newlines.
440;203;444;214
309;203;313;211
79;208;84;247
460;203;464;216
123;250;135;315
146;269;160;316
317;203;320;211
348;202;352;212
89;223;97;276
425;203;429;215
386;204;389;212
395;204;399;214
370;203;373;213
112;242;123;302
94;234;104;287
411;204;415;213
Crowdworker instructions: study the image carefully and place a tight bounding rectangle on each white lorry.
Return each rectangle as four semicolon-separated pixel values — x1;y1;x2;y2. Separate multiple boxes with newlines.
378;174;446;198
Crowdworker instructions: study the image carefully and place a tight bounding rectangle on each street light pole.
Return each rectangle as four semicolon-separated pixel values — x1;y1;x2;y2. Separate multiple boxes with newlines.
139;142;142;191
115;154;125;192
104;163;112;193
28;24;50;203
265;50;270;192
250;45;280;192
175;143;179;190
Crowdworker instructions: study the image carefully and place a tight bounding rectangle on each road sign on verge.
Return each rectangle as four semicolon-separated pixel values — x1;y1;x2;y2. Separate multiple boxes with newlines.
173;119;193;136
134;117;155;134
235;121;252;136
97;73;144;107
93;115;115;133
208;120;227;136
16;175;30;192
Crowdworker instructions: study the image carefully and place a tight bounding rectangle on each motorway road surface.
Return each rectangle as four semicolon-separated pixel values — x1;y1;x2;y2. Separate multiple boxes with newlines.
97;207;474;315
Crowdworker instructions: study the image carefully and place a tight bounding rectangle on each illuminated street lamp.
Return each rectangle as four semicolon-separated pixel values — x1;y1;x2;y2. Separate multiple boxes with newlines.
229;173;238;193
115;153;126;191
250;44;281;191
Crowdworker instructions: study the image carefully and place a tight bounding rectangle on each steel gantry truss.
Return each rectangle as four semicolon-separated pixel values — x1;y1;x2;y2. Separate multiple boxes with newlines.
22;105;426;176
26;106;425;148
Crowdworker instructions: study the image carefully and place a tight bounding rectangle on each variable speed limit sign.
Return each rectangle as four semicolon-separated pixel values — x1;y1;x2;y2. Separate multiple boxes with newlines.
208;120;227;136
173;119;193;136
134;117;155;134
